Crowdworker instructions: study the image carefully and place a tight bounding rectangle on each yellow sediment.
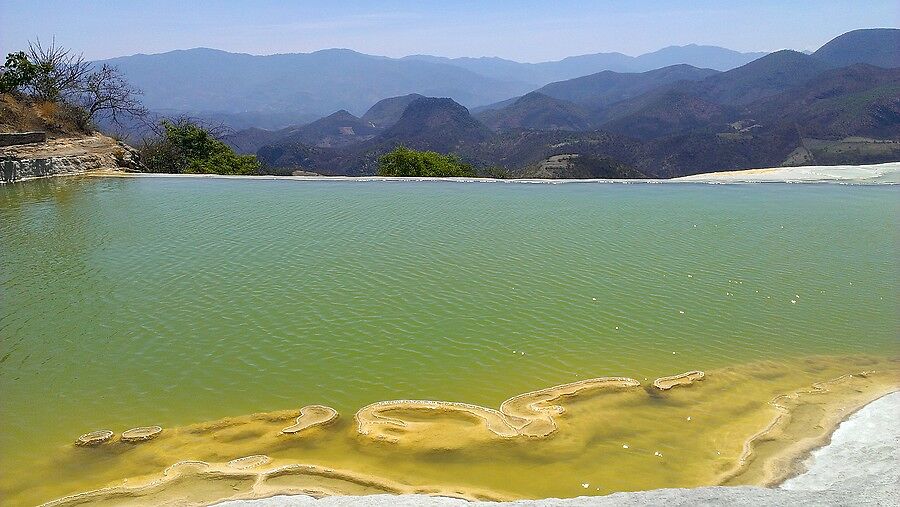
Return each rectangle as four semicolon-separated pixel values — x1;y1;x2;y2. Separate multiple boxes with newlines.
39;460;510;507
719;370;897;486
4;354;897;507
282;405;339;435
653;370;705;390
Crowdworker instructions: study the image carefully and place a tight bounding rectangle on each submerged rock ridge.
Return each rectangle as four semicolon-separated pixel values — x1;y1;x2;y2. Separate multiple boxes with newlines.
23;357;900;507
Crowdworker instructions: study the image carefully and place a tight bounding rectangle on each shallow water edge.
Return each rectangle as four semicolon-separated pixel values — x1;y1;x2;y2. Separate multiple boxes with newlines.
21;354;899;507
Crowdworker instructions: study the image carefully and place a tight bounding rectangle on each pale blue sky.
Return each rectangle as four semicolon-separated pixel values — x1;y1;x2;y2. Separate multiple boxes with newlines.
2;0;897;61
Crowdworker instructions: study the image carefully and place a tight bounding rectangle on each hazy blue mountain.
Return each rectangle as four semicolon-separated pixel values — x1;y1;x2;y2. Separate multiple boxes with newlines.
99;48;532;119
748;64;900;140
592;51;838;139
404;45;765;86
361;93;426;128
812;28;900;68
632;45;767;72
691;50;836;105
222;126;296;154
375;97;492;151
257;97;492;173
533;64;719;109
275;110;379;147
255;30;900;177
99;45;768;130
476;92;593;131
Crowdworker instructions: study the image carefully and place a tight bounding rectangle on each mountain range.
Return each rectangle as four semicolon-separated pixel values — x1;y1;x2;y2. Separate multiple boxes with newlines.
99;44;772;128
233;28;899;178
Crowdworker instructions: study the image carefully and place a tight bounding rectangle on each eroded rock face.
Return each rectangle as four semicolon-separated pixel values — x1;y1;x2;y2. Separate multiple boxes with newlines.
0;134;143;183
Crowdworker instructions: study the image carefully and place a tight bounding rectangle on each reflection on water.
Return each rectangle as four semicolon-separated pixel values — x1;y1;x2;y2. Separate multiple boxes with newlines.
0;177;898;504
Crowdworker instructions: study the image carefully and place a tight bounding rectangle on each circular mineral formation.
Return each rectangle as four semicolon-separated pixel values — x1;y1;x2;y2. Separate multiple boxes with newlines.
121;425;163;443
75;429;114;446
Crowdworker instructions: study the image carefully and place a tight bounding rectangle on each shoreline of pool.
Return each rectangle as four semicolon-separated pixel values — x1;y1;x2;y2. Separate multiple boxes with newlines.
49;160;896;185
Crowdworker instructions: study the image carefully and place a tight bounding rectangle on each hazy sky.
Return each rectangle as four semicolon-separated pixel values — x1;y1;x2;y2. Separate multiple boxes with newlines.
2;0;897;61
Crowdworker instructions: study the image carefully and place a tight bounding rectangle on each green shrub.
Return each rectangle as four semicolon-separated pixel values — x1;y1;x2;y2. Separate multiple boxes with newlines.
0;52;39;93
377;146;476;177
140;120;260;175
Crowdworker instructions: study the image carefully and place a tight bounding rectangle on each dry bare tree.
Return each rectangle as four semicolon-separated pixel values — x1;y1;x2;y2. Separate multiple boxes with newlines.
76;64;148;128
25;38;91;102
23;38;148;128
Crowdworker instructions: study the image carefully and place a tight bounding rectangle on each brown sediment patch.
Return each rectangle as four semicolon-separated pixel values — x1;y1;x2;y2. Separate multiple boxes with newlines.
355;376;641;443
653;371;705;390
74;430;114;446
717;370;898;487
121;425;162;443
281;405;339;435
40;459;511;506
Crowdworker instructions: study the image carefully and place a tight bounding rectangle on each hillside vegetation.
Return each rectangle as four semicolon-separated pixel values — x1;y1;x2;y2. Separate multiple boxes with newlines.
377;146;476;177
1;41;263;176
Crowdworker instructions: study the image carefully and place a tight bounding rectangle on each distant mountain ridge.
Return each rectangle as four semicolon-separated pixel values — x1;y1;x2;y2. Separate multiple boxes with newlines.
100;48;530;122
99;44;770;130
812;28;900;68
251;29;900;178
404;44;766;84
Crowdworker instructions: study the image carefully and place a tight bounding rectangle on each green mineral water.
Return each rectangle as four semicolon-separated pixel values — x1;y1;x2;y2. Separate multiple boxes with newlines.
0;177;897;504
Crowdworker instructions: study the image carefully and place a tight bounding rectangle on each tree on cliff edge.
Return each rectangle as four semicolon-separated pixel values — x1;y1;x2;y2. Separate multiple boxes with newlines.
1;39;147;129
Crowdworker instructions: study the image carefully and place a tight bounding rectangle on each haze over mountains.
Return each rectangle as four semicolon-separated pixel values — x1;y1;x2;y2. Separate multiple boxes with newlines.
102;28;900;178
99;44;771;127
221;29;899;179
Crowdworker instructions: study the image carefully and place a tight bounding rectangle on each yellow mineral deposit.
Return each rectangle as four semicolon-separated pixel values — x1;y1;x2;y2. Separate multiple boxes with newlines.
653;370;706;390
355;376;641;444
12;355;898;507
281;405;339;435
